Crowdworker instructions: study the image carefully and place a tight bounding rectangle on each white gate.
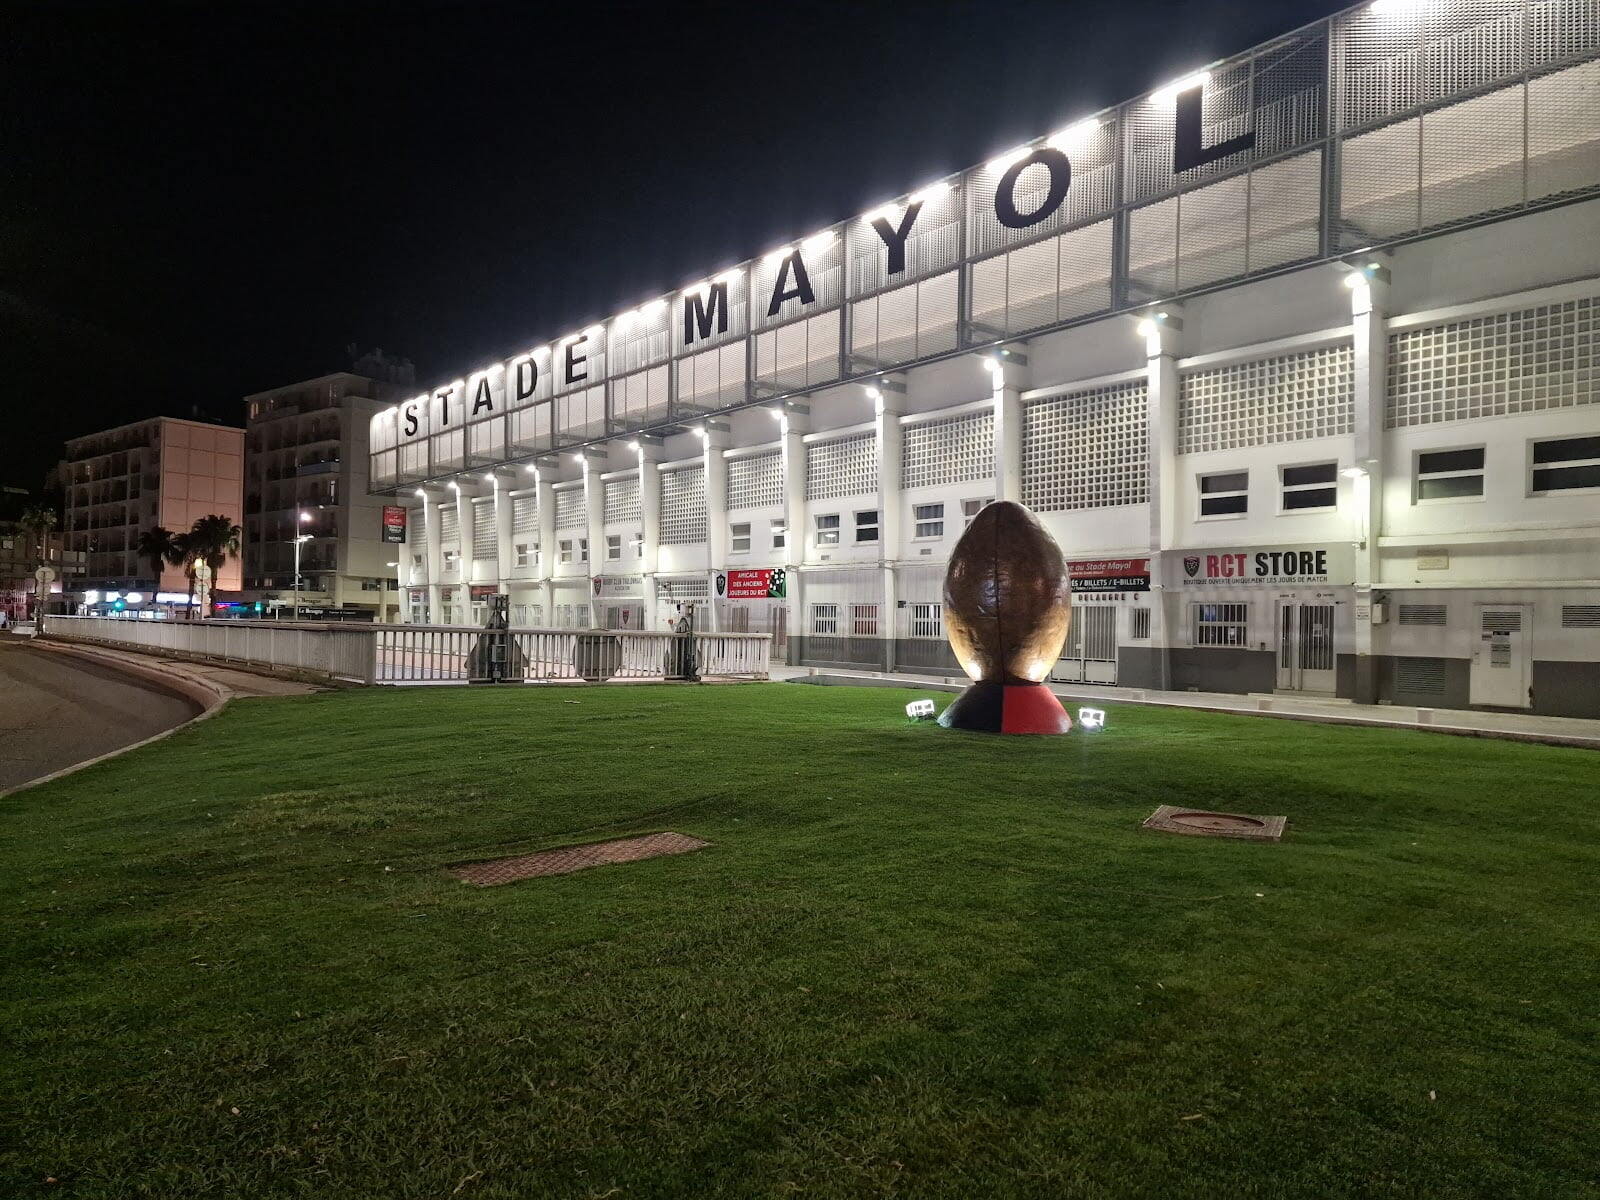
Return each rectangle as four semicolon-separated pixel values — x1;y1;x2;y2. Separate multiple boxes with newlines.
1275;601;1336;693
1470;603;1532;708
1051;603;1117;684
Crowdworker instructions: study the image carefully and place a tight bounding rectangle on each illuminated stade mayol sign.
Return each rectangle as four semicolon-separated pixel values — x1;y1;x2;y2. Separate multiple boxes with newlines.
390;81;1253;445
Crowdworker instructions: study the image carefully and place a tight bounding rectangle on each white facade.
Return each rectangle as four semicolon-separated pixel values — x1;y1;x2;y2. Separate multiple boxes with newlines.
376;1;1600;716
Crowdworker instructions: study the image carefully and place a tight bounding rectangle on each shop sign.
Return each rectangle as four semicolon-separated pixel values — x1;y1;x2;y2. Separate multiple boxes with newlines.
1175;544;1352;587
717;568;787;599
381;505;407;544
1068;558;1149;593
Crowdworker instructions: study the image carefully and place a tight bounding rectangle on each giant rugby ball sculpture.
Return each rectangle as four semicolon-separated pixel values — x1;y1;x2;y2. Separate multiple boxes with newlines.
938;500;1073;734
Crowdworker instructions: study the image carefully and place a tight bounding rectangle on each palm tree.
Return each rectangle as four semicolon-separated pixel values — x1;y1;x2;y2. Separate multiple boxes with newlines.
18;505;57;568
134;526;186;591
186;514;242;617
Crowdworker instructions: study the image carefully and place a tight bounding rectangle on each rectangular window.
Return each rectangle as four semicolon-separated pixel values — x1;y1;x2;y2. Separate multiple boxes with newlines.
913;502;945;539
1192;602;1248;647
730;522;751;553
850;603;879;635
1281;462;1338;512
606;534;622;561
771;518;786;550
855;510;879;543
412;553;423;569
631;533;644;558
1131;607;1152;639
1199;471;1249;517
811;602;839;634
910;602;943;638
1530;435;1600;495
1415;447;1484;501
815;514;840;546
558;539;573;564
962;497;990;527
442;549;460;571
578;537;589;563
514;543;532;568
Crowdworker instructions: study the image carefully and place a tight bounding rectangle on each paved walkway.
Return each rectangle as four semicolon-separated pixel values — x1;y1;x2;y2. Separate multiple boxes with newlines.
773;664;1600;749
0;633;318;794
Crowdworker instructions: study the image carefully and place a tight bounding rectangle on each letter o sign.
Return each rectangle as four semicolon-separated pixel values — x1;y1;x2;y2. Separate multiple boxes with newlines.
993;147;1072;230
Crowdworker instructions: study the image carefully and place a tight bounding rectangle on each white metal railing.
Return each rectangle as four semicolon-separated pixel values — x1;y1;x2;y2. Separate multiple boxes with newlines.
41;615;770;685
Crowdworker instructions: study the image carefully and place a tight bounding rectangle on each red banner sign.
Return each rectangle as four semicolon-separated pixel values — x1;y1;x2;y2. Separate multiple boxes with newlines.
718;568;787;599
381;505;407;544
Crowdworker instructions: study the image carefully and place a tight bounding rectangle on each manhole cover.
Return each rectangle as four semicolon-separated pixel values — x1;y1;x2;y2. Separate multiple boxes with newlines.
448;831;709;886
1142;805;1286;842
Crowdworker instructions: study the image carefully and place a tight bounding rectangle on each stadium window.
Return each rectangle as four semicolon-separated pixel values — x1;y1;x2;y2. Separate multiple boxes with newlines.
631;532;644;558
962;497;990;528
442;549;460;571
1530;435;1600;495
851;603;879;635
1131;607;1152;639
910;602;943;638
1280;462;1338;512
730;522;751;553
855;510;879;543
1415;447;1485;502
558;539;573;564
771;518;786;550
606;534;622;561
913;502;945;539
1192;602;1248;647
811;602;839;634
514;542;535;568
411;553;423;570
815;513;840;546
1199;471;1248;517
578;537;589;563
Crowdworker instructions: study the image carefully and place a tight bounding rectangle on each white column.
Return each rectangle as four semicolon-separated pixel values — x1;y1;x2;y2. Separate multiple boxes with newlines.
1142;308;1184;693
535;468;556;626
988;347;1029;503
637;438;663;625
703;422;730;633
583;452;607;627
874;377;906;672
493;471;514;596
422;489;444;625
1348;264;1390;704
780;404;809;661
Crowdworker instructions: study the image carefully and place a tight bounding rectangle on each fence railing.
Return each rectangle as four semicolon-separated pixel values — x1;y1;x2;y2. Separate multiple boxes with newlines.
41;615;770;685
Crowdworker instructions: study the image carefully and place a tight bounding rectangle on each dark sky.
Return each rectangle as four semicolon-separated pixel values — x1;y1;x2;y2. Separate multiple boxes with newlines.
3;0;1349;492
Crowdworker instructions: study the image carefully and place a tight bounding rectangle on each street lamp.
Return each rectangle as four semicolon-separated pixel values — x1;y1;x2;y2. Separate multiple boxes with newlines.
292;510;313;621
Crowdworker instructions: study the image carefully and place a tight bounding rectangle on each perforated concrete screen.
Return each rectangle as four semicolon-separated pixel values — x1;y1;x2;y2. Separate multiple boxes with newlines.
806;433;878;502
553;487;586;530
727;452;783;510
1388;294;1600;427
1180;343;1355;454
604;475;642;525
372;0;1600;490
511;494;538;535
902;412;995;490
471;501;495;559
660;465;708;545
438;506;460;545
1022;382;1149;512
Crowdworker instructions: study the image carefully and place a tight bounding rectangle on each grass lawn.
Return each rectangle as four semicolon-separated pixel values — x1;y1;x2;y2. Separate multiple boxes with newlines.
4;683;1598;1199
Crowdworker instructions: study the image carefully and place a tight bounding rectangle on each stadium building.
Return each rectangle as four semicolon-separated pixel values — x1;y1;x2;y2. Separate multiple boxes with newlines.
369;0;1600;717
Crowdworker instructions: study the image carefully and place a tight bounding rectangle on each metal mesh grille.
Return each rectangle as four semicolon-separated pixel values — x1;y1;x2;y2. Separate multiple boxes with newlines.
471;501;496;559
604;475;641;524
439;506;461;545
902;412;995;489
511;495;538;536
1529;58;1600;203
969;119;1119;257
1180;344;1354;454
727;451;783;509
970;221;1114;335
553;487;586;530
1562;604;1600;627
1021;382;1148;511
850;272;959;368
608;305;671;374
753;313;841;392
612;367;670;430
752;236;845;331
1387;296;1599;428
848;185;964;296
806;433;878;501
660;465;707;544
658;575;710;600
1399;603;1449;625
1395;656;1449;694
677;343;748;413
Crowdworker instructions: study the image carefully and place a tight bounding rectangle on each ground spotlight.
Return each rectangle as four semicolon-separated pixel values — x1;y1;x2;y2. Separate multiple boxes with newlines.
1078;707;1106;730
905;699;937;720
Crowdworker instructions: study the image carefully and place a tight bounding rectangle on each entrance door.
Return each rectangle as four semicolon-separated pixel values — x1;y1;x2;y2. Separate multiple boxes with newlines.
1470;604;1532;708
1051;604;1118;684
1275;601;1336;693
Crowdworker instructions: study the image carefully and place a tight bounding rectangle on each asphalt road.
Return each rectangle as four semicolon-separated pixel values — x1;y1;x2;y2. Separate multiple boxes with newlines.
0;636;202;791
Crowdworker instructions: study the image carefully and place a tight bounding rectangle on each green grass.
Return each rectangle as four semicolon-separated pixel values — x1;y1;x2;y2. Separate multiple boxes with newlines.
4;683;1598;1199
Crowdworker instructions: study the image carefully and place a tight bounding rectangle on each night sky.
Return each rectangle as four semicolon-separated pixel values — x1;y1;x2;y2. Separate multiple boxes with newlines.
3;0;1350;495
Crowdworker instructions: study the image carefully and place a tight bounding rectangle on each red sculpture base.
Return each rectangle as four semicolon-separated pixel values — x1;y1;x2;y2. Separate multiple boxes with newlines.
937;681;1073;735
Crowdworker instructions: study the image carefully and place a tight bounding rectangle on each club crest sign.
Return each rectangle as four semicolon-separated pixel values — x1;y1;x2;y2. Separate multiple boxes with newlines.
1183;556;1201;578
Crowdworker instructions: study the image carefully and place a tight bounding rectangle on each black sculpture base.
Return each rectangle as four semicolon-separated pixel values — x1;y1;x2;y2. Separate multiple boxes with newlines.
937;680;1073;735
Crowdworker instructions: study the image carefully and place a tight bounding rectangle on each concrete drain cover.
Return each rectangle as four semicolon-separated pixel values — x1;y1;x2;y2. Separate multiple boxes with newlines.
1142;805;1286;842
450;831;709;886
